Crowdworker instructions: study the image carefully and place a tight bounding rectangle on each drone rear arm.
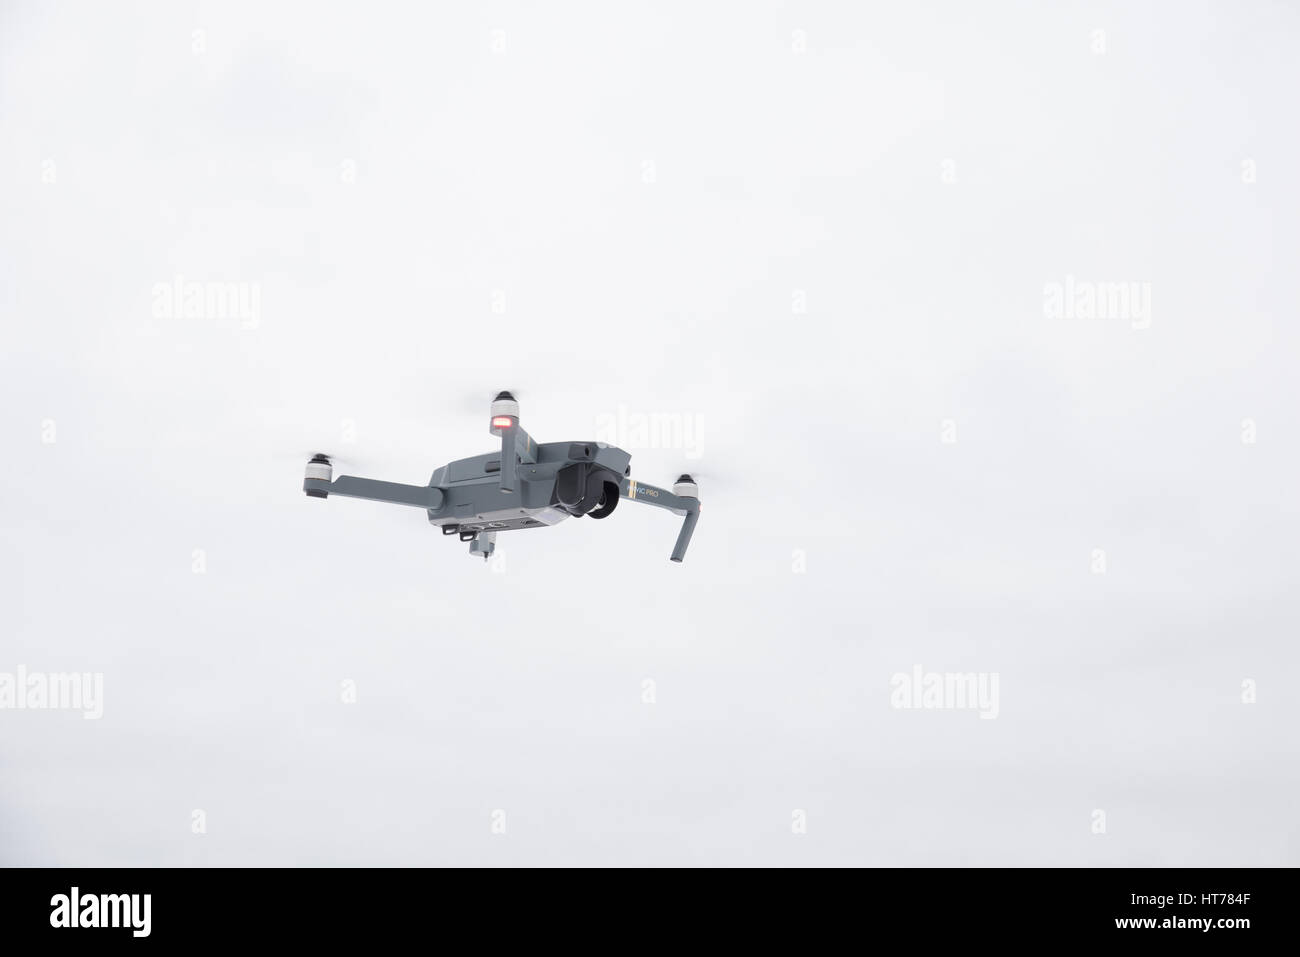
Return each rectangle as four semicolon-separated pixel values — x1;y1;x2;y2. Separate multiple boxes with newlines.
304;474;444;510
495;423;538;494
620;476;701;562
489;393;539;495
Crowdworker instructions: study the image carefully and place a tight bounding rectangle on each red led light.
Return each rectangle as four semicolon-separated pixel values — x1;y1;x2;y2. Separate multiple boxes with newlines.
491;416;513;429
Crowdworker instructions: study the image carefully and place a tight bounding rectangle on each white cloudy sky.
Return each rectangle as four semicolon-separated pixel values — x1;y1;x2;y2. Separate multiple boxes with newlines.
2;0;1298;865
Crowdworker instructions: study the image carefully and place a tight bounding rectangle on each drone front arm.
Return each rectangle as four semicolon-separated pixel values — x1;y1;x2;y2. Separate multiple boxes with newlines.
620;477;701;563
304;474;444;510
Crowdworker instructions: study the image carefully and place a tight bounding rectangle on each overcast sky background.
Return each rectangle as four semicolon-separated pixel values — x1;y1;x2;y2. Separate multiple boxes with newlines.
2;0;1298;865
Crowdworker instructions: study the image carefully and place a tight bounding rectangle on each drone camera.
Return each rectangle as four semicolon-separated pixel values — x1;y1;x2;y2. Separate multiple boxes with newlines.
555;462;622;517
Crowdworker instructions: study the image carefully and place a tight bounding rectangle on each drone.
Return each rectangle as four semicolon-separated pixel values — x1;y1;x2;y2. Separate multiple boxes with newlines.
302;392;701;562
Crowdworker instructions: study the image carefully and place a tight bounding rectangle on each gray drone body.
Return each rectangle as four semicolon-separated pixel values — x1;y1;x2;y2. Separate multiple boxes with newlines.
302;393;700;562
